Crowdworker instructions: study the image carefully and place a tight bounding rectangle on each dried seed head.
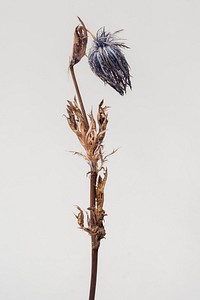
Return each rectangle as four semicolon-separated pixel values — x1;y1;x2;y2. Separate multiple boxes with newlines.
88;28;132;95
70;18;88;66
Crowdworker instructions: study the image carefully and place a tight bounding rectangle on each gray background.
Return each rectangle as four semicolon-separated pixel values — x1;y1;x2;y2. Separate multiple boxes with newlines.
1;0;200;299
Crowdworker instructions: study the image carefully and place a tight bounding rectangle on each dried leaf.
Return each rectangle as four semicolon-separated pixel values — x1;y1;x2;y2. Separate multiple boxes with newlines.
96;168;108;210
75;206;84;228
104;148;118;161
97;101;109;144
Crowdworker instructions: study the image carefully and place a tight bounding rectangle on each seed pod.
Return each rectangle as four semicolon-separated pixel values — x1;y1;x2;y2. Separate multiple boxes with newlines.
70;18;88;66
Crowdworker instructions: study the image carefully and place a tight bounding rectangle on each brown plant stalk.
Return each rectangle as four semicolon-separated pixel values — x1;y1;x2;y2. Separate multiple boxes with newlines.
89;171;98;300
71;60;99;298
66;18;109;300
66;16;130;300
69;65;89;130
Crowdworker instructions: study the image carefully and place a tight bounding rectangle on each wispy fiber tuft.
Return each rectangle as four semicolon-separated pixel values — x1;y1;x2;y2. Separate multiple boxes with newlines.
88;28;132;95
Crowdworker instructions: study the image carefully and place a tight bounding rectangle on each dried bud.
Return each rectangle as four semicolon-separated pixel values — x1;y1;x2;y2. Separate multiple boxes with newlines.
70;18;88;66
88;28;132;95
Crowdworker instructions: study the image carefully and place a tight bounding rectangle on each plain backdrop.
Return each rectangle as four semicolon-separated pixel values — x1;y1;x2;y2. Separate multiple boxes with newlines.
1;0;200;299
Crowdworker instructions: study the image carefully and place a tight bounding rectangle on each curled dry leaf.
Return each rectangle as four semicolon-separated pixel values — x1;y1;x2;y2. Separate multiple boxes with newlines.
96;168;108;211
70;18;88;66
75;206;84;228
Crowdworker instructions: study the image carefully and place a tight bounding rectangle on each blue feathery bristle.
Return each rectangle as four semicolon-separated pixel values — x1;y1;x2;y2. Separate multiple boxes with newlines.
88;28;132;95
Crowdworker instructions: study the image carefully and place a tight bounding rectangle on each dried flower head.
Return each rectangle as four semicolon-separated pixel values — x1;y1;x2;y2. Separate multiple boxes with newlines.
88;28;132;95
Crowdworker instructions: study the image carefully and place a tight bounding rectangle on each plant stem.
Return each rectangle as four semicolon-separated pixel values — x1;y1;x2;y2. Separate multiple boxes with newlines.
69;64;89;130
89;247;99;300
89;171;99;300
70;64;99;300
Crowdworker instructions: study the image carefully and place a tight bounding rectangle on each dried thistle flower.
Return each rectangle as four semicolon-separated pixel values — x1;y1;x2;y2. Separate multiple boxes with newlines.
88;28;132;95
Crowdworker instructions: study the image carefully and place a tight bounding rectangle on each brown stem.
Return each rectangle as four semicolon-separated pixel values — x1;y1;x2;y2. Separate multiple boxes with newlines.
77;17;96;41
89;171;99;300
89;248;99;300
69;64;89;130
70;63;99;299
